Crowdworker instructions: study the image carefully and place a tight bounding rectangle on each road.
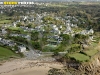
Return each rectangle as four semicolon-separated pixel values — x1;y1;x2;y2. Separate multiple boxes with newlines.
23;36;42;60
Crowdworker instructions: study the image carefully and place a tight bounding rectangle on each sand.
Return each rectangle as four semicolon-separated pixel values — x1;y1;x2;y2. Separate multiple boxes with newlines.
0;58;63;75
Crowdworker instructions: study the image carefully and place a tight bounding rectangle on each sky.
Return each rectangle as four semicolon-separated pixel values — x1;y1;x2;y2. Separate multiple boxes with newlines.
0;0;99;2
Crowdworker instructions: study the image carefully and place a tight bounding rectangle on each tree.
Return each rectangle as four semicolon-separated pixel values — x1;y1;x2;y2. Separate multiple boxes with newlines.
17;22;22;27
54;45;65;53
74;34;89;44
31;41;41;50
60;34;72;46
31;31;39;41
27;23;32;28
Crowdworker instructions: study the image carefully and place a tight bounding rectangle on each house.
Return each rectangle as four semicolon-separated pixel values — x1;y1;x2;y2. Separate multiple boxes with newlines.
7;41;16;47
47;35;63;45
21;16;28;21
15;51;19;53
2;29;7;34
63;22;73;34
16;20;20;22
13;22;17;27
24;16;28;20
0;11;3;14
71;24;78;28
29;17;34;22
80;29;94;35
60;26;62;29
54;27;58;31
18;46;26;52
0;38;15;47
67;24;71;32
10;33;30;39
53;25;57;28
88;29;94;34
80;30;87;35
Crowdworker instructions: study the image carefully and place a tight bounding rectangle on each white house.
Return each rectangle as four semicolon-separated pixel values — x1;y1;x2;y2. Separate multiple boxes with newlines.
89;36;94;41
54;27;58;31
80;29;94;35
60;26;62;29
0;11;3;14
63;22;73;34
80;30;87;35
13;22;17;27
53;25;57;28
89;29;94;34
23;16;28;21
17;20;20;22
58;30;61;34
2;29;7;34
18;46;26;52
67;23;71;32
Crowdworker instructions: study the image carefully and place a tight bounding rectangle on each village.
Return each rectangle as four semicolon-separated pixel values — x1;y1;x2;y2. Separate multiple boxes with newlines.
0;7;94;55
0;1;100;75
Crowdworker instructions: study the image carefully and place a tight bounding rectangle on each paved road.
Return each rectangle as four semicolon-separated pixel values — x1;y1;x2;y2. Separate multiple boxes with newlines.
23;37;42;60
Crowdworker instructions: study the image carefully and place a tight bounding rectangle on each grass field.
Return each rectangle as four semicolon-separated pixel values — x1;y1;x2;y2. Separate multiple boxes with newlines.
69;53;90;62
0;47;19;60
43;44;57;52
82;41;99;57
47;3;68;7
83;49;98;57
8;27;22;31
0;14;12;25
0;20;12;24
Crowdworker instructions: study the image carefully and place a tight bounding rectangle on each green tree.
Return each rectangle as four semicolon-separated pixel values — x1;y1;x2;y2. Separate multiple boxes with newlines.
60;34;72;46
31;31;39;41
31;41;41;50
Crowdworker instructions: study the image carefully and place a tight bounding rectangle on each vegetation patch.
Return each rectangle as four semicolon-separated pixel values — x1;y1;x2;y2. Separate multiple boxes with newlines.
83;49;98;57
0;47;19;60
0;20;12;24
67;44;81;53
69;53;90;62
8;27;22;31
43;44;57;52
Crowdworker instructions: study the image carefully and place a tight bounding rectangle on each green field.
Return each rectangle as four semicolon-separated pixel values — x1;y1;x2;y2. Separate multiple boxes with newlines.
43;44;57;52
69;53;90;62
47;3;68;7
0;20;12;24
82;41;99;57
0;14;12;25
8;27;22;31
0;47;19;60
83;50;98;57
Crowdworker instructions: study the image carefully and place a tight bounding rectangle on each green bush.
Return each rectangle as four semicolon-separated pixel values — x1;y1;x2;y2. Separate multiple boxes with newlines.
31;41;41;50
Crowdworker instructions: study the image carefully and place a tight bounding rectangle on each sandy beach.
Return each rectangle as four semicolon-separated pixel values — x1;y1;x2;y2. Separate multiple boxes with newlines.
0;58;63;75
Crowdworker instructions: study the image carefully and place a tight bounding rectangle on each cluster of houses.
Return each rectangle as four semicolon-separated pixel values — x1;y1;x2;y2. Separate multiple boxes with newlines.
10;33;30;39
0;9;95;53
20;16;34;22
1;29;7;35
14;14;94;44
0;38;16;47
20;26;35;32
0;37;27;53
80;29;94;35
